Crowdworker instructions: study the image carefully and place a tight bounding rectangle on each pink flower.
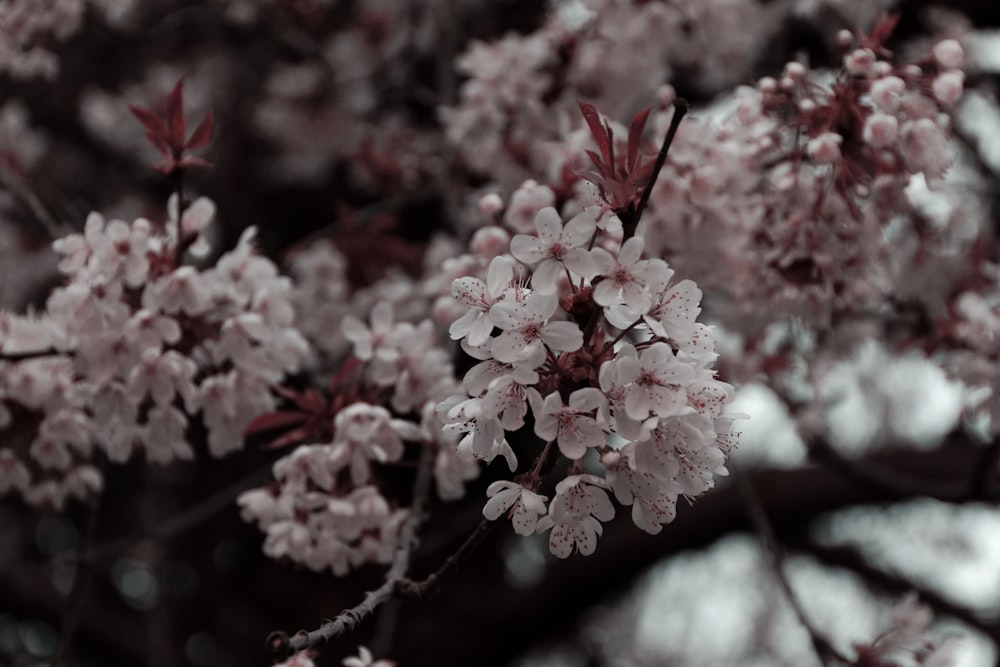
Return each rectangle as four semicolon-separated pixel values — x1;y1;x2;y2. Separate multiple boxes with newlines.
449;255;515;346
618;342;694;421
536;474;614;558
342;301;394;361
509;207;598;293
482;480;548;535
591;237;656;314
342;646;395;667
528;388;607;459
488;292;583;363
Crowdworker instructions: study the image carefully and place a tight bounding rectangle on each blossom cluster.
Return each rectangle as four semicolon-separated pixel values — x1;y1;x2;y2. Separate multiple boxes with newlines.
0;199;308;508
440;202;736;557
643;26;972;335
0;0;138;79
238;275;475;573
850;594;959;667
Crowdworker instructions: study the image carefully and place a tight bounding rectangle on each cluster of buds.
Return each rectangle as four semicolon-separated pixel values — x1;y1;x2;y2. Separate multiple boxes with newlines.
756;17;964;194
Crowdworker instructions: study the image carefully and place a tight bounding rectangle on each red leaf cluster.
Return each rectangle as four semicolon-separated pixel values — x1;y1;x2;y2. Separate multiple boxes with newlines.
577;101;654;215
129;77;215;176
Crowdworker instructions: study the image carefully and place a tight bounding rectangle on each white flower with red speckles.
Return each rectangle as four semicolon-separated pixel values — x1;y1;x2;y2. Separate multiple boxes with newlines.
509;207;599;293
488;291;583;363
537;474;615;558
528;388;607;459
483;480;548;535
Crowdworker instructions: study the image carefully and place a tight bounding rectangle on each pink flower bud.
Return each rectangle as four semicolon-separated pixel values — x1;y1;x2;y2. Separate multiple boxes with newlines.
807;132;843;164
599;450;621;468
932;39;964;69
657;84;675;108
844;48;877;77
478;192;503;216
863;113;899;147
870;76;905;112
932;70;964;107
470;226;511;259
836;30;853;49
758;77;777;94
783;62;807;80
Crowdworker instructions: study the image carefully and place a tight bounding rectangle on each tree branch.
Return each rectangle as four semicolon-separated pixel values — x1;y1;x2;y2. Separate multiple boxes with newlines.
736;466;851;666
623;99;689;239
275;445;435;655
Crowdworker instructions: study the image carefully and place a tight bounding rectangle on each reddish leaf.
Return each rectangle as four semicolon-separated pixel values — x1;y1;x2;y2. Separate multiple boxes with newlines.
166;77;186;151
128;105;170;155
185;111;214;150
870;13;899;45
585;149;609;176
577;100;613;166
627;107;651;171
604;121;615;173
266;426;315;450
329;356;362;392
243;411;309;437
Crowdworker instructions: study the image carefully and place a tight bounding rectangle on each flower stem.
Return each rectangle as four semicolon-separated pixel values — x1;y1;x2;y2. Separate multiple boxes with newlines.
622;99;689;240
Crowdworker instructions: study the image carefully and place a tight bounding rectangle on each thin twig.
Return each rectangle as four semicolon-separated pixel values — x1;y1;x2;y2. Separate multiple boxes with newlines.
395;518;498;600
0;349;64;362
623;99;689;239
397;435;559;599
735;466;850;667
280;445;435;654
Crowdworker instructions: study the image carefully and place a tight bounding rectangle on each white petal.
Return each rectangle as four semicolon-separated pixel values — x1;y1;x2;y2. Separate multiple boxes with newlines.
562;211;596;246
531;259;562;294
452;277;489;309
618;237;645;265
485;255;515;296
563;248;599;280
510;235;549;265
483;486;519;520
541;321;583;352
533;207;563;242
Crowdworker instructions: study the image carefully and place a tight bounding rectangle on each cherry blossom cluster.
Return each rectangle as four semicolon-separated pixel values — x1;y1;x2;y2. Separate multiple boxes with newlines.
641;25;972;336
0;0;138;79
850;594;959;667
944;260;1000;438
442;0;775;191
440;203;736;557
237;289;476;573
0;200;309;508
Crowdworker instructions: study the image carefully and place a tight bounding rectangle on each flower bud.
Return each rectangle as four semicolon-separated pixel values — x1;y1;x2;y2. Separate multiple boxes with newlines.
932;39;964;69
863;113;899;147
845;48;877;77
932;70;964;107
807;132;843;164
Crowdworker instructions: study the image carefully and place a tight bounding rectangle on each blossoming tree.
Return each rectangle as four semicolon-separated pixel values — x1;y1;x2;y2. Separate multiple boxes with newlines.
0;1;997;666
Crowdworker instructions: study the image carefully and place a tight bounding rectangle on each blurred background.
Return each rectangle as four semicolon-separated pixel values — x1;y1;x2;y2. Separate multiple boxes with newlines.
2;1;1000;666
